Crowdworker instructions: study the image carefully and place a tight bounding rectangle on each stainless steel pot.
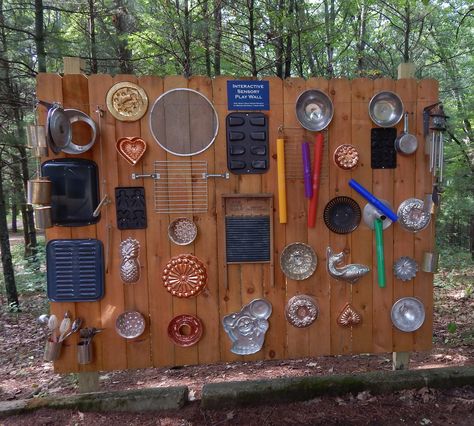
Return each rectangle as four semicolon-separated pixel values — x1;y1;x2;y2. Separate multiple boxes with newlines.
34;206;53;229
395;112;418;155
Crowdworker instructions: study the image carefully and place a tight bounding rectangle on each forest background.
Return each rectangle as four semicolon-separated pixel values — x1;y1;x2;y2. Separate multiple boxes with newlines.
0;0;472;310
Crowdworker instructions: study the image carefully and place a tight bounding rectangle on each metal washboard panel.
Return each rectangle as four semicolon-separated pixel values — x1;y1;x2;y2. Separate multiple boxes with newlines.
226;216;270;262
46;239;104;302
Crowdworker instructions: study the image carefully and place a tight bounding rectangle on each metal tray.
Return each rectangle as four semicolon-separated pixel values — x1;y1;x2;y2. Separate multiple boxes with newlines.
391;297;425;332
280;242;317;280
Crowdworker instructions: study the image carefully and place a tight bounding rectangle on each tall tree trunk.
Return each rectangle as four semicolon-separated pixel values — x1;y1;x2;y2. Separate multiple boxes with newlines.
470;215;474;260
11;203;17;233
283;0;295;78
295;0;304;77
213;0;222;76
183;0;191;77
202;0;211;76
324;0;335;78
112;0;133;74
89;0;98;74
247;0;257;77
356;1;368;76
34;0;46;72
403;1;411;62
0;158;19;310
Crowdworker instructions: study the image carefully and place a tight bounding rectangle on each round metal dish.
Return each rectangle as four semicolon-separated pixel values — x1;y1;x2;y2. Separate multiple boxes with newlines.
285;295;319;328
248;299;273;319
168;314;203;347
391;297;425;332
106;82;148;122
47;105;71;152
295;89;334;131
393;256;419;281
115;311;146;339
280;243;317;281
162;254;207;298
368;91;404;127
168;218;198;245
333;144;359;170
363;200;393;230
397;198;431;232
149;88;219;156
323;196;361;234
61;109;97;154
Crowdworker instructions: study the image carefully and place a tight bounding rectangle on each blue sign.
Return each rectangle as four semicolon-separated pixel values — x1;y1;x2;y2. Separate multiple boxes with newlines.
227;80;269;111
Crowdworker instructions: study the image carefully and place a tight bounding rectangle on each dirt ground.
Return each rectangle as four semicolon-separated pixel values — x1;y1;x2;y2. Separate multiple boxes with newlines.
1;274;473;425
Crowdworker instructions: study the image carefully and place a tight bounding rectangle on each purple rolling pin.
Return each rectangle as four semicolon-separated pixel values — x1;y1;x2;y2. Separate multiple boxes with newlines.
302;142;313;199
349;179;398;222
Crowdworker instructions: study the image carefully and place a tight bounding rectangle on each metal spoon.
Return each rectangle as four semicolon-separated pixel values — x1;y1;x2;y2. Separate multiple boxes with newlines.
58;312;71;342
48;314;58;341
59;317;83;342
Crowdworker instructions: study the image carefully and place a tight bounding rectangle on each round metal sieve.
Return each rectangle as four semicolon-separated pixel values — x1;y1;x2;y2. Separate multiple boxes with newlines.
149;88;219;156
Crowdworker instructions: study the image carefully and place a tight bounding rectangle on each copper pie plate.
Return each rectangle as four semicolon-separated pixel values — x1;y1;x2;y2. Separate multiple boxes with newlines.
168;314;203;347
106;82;148;122
162;254;207;298
116;137;147;166
333;144;359;170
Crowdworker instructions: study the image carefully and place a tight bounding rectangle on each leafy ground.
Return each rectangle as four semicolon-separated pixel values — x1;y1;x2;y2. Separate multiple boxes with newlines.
0;247;473;424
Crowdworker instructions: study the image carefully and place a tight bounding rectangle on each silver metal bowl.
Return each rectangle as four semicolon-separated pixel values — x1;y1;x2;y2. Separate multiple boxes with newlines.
368;91;404;127
115;311;146;339
391;297;425;332
295;90;334;131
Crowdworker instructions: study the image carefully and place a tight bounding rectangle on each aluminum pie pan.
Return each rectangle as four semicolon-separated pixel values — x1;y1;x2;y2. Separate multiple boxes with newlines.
391;297;425;332
280;242;317;281
168;218;198;245
397;198;431;232
115;311;146;339
368;91;404;127
295;89;334;131
363;200;393;230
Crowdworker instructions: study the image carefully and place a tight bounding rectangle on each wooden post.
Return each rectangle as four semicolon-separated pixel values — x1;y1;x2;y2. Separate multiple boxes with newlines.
63;56;85;74
393;351;410;370
77;371;100;393
397;63;416;79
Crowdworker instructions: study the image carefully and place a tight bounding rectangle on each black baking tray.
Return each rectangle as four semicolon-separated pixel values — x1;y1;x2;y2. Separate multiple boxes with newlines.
115;187;147;230
46;239;104;302
371;127;397;169
226;112;269;174
41;158;100;226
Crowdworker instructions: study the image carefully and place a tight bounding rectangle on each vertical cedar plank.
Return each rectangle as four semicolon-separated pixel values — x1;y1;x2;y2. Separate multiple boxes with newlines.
392;79;417;351
413;80;438;351
283;78;310;358
371;78;395;353
350;78;374;354
261;77;286;360
138;76;174;366
87;74;127;371
188;76;221;364
328;79;352;354
214;77;242;362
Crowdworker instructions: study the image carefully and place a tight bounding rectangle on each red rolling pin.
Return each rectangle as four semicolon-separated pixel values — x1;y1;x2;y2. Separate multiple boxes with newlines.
308;132;324;228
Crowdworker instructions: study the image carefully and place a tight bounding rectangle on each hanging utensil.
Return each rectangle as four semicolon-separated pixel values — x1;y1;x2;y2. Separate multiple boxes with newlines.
395;112;418;155
58;312;71;343
374;218;386;288
277;138;287;223
59;317;83;342
47;314;58;342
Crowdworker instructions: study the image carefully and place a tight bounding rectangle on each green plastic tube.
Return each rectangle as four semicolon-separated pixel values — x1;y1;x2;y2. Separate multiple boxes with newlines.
374;218;386;288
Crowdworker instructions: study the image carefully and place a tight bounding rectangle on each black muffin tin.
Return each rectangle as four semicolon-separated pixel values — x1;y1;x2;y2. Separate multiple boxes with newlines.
115;187;147;230
226;112;269;174
371;127;397;169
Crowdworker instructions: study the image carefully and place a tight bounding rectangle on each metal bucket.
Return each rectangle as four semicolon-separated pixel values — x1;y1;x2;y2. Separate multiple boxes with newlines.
422;251;438;273
26;125;48;157
43;339;62;362
77;341;92;364
34;206;53;229
27;178;52;205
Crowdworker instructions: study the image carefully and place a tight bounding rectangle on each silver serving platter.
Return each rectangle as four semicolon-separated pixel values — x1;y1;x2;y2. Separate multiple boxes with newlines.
391;297;425;332
397;198;431;232
280;242;317;280
222;299;272;355
362;201;393;230
368;91;404;127
168;217;198;245
115;311;146;339
295;89;334;131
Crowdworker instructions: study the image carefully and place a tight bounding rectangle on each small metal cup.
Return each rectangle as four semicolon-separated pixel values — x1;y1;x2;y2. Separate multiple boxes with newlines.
34;206;53;229
423;193;436;215
422;251;439;273
77;341;92;365
26;125;47;148
44;339;63;362
27;178;52;205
